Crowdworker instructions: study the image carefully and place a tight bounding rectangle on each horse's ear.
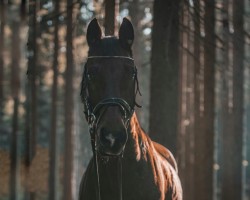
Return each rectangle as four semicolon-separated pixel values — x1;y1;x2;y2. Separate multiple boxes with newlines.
119;18;134;49
87;18;102;46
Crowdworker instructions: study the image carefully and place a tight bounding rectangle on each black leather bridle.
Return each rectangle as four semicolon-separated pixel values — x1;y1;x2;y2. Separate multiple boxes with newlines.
80;56;141;200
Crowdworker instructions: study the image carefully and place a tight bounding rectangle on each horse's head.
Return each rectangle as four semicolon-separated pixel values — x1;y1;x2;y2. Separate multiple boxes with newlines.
81;18;139;156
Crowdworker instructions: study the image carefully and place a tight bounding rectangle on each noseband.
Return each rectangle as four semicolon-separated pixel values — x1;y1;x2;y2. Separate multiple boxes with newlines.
81;56;141;200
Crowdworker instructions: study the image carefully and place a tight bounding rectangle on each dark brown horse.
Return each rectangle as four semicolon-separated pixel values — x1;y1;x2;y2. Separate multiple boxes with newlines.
79;18;182;200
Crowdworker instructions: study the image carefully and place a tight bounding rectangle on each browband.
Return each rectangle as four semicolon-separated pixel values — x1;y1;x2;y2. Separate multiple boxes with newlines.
87;56;134;61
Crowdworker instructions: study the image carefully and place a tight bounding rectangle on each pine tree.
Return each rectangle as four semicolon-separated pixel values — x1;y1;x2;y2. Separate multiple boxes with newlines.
194;1;216;199
149;0;180;155
63;1;74;200
49;0;60;199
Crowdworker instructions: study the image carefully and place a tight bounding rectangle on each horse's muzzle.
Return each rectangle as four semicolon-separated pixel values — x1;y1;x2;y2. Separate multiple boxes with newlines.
97;126;127;156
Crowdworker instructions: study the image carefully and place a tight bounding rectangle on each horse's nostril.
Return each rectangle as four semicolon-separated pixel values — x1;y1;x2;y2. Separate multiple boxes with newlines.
100;128;116;147
105;133;115;146
99;127;127;155
100;129;116;147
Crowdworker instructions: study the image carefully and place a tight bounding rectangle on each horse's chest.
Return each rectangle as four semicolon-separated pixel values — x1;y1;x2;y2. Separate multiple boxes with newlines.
122;177;159;200
121;160;161;200
80;160;161;200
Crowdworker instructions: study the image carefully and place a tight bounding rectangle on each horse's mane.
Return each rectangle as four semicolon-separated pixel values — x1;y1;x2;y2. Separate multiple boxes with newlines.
130;114;177;169
130;113;182;200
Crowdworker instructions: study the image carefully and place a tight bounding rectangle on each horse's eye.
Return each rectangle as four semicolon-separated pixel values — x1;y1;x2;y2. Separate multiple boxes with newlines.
87;74;92;81
87;65;101;80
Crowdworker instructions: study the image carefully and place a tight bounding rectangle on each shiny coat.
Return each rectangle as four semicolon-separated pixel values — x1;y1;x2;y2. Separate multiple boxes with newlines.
79;114;182;200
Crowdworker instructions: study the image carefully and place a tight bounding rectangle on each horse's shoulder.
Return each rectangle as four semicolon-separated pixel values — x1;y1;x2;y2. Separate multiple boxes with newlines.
152;141;178;172
146;139;182;199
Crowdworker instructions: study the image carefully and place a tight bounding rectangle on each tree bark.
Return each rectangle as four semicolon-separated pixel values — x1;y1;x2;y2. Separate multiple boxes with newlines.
0;1;5;123
27;0;38;161
26;1;38;199
104;0;119;36
177;2;185;197
149;0;180;155
193;0;201;171
128;0;145;127
20;0;26;21
63;1;74;200
185;3;195;200
194;1;215;199
221;0;244;199
193;0;202;199
9;19;20;200
49;1;59;200
178;2;196;199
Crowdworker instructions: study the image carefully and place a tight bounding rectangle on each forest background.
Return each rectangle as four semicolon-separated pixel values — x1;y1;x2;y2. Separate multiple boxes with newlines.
0;0;250;200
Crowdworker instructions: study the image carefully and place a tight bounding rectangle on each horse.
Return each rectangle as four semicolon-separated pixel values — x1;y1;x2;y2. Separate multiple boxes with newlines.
79;18;182;200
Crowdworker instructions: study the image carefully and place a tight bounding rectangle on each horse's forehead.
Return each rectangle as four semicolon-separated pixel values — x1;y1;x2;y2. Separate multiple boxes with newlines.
101;38;122;55
102;37;119;48
89;37;128;56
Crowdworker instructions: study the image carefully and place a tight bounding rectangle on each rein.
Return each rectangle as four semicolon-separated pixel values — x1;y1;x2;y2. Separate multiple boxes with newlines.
82;56;140;200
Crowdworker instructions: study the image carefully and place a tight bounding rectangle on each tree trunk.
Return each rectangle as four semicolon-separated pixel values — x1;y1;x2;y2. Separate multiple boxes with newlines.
177;1;186;197
26;1;38;199
49;1;59;200
0;1;5;123
178;2;196;199
20;0;26;21
193;0;201;173
193;0;202;199
246;63;250;198
9;19;20;200
194;1;215;199
185;3;195;200
27;0;38;161
149;0;180;155
221;0;231;199
245;0;250;195
128;0;145;127
129;0;142;73
221;0;244;199
104;0;119;36
63;1;74;200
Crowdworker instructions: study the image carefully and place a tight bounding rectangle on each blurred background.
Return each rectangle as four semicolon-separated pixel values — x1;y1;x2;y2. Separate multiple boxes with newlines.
0;0;249;200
